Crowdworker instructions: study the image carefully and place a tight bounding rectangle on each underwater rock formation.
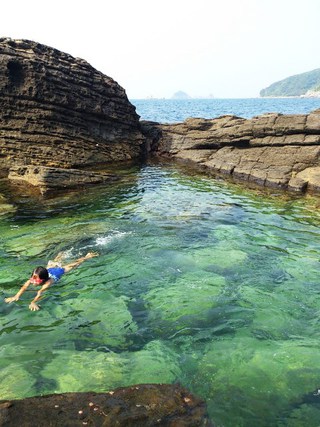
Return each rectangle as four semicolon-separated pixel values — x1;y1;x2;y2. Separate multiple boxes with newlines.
0;38;145;175
0;384;212;427
142;110;320;193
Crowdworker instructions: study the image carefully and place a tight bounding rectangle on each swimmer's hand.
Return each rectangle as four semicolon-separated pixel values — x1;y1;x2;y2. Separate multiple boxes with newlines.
5;295;19;303
29;302;40;311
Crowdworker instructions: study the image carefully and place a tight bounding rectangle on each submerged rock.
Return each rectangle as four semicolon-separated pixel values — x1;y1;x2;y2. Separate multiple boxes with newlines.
196;336;320;426
143;110;320;193
0;365;35;401
145;271;225;332
128;340;181;385
0;384;212;426
41;350;127;394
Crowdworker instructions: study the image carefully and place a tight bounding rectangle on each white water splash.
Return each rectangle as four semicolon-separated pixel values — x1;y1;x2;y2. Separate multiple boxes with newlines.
95;231;131;246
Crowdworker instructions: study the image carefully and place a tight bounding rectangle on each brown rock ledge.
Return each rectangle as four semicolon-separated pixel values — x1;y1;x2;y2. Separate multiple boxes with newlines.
0;384;212;427
142;110;320;193
8;165;118;195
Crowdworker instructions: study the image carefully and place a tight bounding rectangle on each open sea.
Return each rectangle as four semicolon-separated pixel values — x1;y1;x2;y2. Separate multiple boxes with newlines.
1;98;320;426
131;97;320;123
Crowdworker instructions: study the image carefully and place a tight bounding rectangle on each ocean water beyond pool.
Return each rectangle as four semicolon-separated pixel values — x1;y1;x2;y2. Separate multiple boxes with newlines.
1;98;320;426
131;97;320;122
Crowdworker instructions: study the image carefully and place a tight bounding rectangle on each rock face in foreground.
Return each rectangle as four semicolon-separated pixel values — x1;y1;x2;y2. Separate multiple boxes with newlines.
0;38;145;173
0;384;212;427
142;110;320;193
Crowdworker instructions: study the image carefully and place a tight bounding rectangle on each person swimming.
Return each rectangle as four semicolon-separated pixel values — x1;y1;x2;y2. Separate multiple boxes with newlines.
4;252;98;311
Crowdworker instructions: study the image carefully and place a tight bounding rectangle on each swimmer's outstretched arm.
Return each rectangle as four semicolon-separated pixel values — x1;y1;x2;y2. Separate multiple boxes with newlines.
5;279;32;304
29;279;54;311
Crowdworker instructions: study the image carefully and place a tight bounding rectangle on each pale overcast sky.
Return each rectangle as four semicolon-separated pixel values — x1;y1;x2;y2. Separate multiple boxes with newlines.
1;0;319;99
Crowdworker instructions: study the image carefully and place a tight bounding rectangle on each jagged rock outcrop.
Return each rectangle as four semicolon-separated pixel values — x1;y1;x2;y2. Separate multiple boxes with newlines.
0;38;145;174
143;109;320;193
0;384;212;427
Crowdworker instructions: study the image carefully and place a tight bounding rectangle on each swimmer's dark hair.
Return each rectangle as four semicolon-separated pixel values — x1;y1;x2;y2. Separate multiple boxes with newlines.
33;266;49;282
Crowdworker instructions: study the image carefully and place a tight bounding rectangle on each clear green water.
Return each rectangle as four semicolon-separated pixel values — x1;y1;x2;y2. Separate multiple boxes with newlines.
1;162;320;426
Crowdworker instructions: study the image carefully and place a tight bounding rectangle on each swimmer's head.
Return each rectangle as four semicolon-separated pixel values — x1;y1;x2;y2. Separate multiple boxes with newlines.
31;267;49;285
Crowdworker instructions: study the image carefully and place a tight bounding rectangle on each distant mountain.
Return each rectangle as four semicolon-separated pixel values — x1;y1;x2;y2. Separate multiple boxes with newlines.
260;68;320;97
171;91;191;99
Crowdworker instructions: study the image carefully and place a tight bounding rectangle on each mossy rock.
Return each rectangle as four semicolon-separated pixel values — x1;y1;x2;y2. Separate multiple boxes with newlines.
0;363;35;400
239;285;314;340
3;220;108;257
41;350;128;394
145;271;225;332
0;305;76;354
191;245;248;270
53;295;138;350
212;224;246;248
285;403;320;427
128;340;181;384
196;337;320;426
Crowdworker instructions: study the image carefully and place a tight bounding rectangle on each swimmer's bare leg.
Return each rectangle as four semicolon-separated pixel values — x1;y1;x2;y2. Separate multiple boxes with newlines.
63;252;99;273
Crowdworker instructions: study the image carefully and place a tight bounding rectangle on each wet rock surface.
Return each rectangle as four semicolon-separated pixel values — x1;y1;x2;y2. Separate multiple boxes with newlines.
0;384;212;427
143;110;320;193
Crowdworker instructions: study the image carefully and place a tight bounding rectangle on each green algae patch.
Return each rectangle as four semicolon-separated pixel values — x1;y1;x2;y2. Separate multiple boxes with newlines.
212;224;247;244
128;340;181;384
239;285;306;340
195;337;320;426
41;350;127;393
284;404;320;427
0;304;72;352
280;255;320;284
0;363;35;400
2;220;108;257
191;245;248;270
54;295;138;350
145;271;225;332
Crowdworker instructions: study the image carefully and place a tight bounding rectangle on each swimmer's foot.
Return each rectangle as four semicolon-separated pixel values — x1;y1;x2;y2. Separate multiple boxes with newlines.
85;252;99;259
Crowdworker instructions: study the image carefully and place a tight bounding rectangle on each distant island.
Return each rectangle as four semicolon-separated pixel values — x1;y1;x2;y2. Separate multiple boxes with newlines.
171;91;192;99
260;68;320;97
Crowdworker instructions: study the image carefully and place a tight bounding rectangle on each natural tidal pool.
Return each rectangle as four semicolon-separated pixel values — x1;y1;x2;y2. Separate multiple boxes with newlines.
1;162;320;426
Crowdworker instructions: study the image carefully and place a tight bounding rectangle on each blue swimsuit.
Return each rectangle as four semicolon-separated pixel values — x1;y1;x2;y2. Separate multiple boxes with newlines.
48;267;65;283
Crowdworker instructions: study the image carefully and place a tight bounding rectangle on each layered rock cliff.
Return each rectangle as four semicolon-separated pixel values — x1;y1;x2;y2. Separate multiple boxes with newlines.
142;110;320;193
0;38;145;174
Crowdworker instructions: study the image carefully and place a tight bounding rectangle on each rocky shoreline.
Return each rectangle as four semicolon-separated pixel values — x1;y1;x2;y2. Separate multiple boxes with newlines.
1;38;320;196
142;110;320;193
